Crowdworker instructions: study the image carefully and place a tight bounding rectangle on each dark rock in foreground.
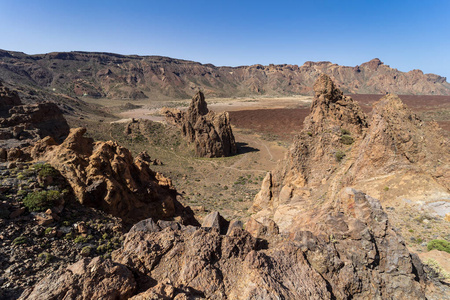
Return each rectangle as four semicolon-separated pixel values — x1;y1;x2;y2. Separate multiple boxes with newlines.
0;82;70;154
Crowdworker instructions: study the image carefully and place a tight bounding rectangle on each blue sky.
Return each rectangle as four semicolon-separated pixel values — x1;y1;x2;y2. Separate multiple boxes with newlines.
1;0;449;79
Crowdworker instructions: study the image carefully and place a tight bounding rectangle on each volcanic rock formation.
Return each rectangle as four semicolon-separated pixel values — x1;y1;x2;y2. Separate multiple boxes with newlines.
29;127;197;225
163;91;237;157
252;74;449;230
0;82;70;153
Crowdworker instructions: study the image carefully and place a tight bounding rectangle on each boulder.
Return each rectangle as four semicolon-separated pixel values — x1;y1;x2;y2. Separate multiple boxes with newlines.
201;211;229;234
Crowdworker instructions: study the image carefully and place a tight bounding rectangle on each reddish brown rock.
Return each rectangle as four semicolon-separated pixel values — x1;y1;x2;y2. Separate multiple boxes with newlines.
163;91;237;157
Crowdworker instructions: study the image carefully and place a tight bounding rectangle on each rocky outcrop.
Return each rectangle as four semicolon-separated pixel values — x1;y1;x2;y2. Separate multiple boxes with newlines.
0;82;70;153
23;187;431;299
30;127;197;225
163;91;237;157
1;51;449;99
252;74;449;226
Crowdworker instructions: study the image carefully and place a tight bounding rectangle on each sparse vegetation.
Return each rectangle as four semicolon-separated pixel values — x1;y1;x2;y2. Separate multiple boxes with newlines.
427;239;450;253
12;236;27;245
424;258;450;281
340;135;354;145
38;252;54;263
340;128;351;135
23;190;61;212
335;150;345;162
34;163;58;178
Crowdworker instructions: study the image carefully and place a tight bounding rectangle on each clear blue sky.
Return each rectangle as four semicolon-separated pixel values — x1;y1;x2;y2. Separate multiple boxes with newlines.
1;0;449;79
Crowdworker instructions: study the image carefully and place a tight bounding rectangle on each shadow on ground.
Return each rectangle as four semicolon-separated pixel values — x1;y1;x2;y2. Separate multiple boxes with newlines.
236;142;259;155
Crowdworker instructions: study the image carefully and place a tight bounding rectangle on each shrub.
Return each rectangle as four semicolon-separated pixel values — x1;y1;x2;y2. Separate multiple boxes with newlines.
23;190;61;212
13;236;27;245
74;235;88;244
44;227;54;235
81;246;92;256
340;128;351;135
340;135;354;145
64;232;75;240
427;239;450;253
38;252;54;263
34;163;58;178
424;258;450;280
335;151;345;162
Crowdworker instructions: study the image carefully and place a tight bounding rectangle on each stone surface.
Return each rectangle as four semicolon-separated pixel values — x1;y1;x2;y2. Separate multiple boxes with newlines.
19;257;136;300
252;74;449;226
163;91;237;157
201;211;229;234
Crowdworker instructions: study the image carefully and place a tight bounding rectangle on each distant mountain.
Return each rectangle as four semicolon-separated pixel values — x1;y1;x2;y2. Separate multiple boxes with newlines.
1;49;449;99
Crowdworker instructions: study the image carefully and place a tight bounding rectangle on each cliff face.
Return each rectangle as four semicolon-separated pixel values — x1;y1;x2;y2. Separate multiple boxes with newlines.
1;50;449;100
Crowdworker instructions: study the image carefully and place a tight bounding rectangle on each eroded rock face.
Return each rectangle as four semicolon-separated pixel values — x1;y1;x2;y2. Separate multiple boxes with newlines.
30;127;197;225
163;91;237;157
19;257;136;300
0;82;70;153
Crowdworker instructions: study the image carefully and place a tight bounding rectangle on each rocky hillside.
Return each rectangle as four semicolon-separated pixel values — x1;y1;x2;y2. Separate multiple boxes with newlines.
0;50;449;100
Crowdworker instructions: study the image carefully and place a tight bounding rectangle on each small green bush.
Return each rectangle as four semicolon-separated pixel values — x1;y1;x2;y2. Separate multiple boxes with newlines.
74;235;88;244
13;236;27;245
38;252;54;263
340;135;354;145
335;151;345;162
44;227;54;235
64;232;75;240
425;258;450;280
34;163;58;178
81;246;92;256
427;239;450;253
23;190;61;212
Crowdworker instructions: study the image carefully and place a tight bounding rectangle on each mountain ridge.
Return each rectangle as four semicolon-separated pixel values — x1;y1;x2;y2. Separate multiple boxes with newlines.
1;49;449;100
